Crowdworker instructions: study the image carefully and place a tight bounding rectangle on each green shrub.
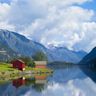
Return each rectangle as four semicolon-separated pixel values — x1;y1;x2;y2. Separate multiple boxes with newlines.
32;51;47;61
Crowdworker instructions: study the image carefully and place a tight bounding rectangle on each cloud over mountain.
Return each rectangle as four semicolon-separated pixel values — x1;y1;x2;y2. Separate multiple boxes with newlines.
0;0;96;52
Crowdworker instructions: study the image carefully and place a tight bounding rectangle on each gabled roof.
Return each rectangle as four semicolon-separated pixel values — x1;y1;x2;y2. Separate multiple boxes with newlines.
12;59;25;64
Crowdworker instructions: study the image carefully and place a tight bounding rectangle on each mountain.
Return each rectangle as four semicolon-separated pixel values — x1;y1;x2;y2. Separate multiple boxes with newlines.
0;40;21;61
46;46;87;63
0;29;46;57
79;47;96;65
72;50;87;59
0;29;87;63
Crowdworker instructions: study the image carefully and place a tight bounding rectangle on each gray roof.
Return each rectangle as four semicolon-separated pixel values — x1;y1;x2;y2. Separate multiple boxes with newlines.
34;61;47;65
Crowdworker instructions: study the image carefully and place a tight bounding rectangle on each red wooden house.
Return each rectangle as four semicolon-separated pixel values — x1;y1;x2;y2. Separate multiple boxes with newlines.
11;60;25;71
34;61;47;68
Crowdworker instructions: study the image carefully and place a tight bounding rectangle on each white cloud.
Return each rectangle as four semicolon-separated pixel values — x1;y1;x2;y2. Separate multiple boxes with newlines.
0;3;15;31
23;78;96;96
0;3;10;21
0;0;96;52
24;81;85;96
0;21;15;31
73;22;96;52
22;5;94;51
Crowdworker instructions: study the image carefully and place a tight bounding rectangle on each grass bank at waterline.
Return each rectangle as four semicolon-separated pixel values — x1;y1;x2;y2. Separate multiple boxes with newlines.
0;62;53;80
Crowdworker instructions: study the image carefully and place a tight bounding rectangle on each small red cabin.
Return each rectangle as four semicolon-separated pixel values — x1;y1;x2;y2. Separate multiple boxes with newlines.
34;61;47;68
11;60;25;71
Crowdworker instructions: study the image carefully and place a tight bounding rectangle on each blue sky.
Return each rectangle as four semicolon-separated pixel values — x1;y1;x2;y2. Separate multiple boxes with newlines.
0;0;96;52
1;0;96;10
81;0;96;10
0;0;11;4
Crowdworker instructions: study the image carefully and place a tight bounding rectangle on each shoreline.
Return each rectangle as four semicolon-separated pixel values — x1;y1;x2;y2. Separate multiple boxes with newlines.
0;63;53;81
0;69;53;83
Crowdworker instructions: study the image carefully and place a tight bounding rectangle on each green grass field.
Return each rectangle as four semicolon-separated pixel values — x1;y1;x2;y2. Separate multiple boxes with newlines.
0;63;19;72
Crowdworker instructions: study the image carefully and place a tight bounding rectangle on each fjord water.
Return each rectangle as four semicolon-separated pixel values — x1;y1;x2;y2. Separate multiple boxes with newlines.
0;65;96;96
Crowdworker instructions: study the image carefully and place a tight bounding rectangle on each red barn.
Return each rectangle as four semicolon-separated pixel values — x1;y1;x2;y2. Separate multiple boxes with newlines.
11;60;25;71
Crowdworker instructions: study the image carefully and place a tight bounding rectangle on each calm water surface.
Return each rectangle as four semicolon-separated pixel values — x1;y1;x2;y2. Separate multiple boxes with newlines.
0;65;96;96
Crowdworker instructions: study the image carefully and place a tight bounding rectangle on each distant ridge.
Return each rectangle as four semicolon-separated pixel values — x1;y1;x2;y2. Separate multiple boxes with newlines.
0;29;87;63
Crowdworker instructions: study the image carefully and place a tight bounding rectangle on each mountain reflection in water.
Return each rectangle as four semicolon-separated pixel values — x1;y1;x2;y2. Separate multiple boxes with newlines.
0;64;96;96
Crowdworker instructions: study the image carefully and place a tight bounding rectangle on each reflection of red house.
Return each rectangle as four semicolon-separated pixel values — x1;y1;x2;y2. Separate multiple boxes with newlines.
11;60;25;71
34;61;47;68
13;77;25;88
35;75;47;84
35;75;46;80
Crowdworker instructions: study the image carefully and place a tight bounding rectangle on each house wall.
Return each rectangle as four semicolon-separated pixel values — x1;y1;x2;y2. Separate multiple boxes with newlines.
12;60;25;71
35;65;46;68
35;75;46;80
